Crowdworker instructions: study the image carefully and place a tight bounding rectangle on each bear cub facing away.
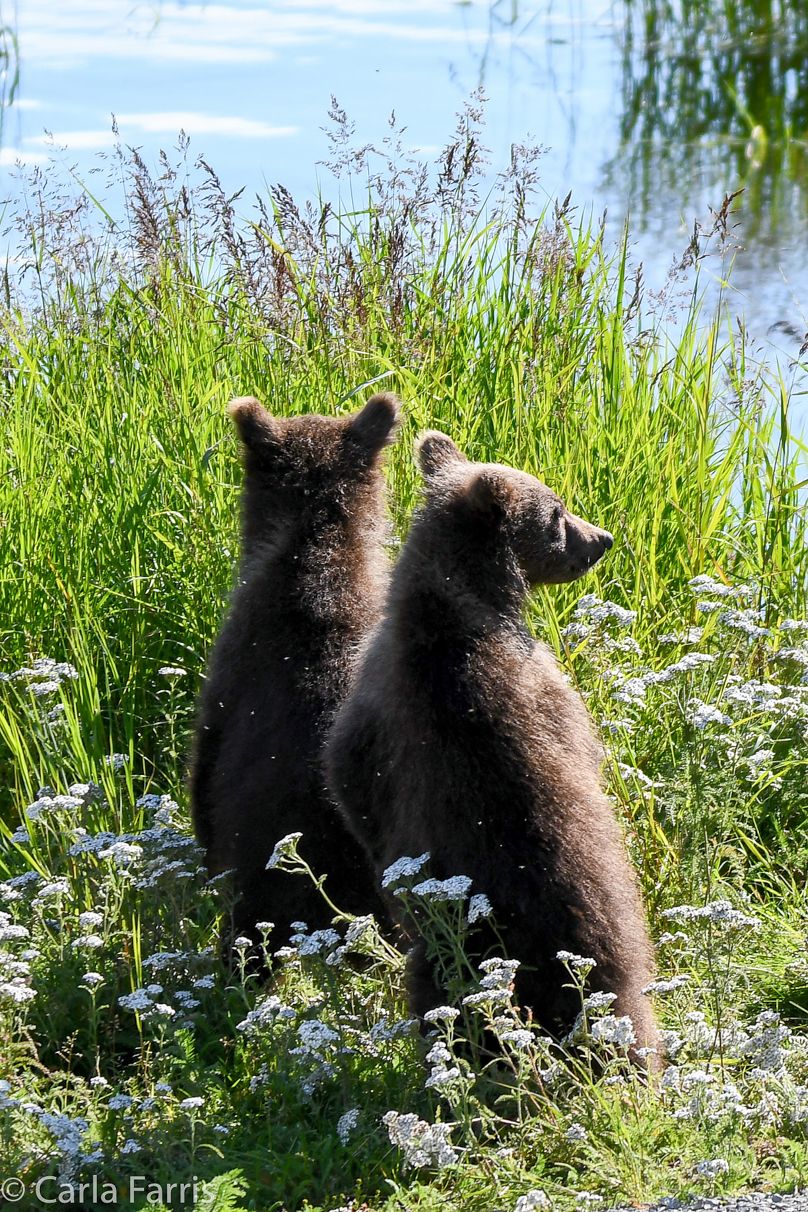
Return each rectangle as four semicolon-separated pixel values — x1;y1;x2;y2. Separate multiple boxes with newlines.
191;392;400;953
326;432;660;1057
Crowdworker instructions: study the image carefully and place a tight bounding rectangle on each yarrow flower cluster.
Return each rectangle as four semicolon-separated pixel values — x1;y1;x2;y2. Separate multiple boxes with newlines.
381;852;430;888
661;901;761;931
336;1108;360;1143
514;1192;551;1212
265;832;303;870
382;1110;458;1169
467;893;492;923
405;876;472;902
573;594;636;628
0;658;79;690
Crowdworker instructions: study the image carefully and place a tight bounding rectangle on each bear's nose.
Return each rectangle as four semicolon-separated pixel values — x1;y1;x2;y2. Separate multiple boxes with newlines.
601;530;614;550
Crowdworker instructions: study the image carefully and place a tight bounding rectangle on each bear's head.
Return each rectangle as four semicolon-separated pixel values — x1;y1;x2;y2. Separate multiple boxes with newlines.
227;392;400;536
416;430;613;585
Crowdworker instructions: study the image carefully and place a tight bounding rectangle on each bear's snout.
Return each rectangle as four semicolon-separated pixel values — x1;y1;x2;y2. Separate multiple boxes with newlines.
562;513;614;578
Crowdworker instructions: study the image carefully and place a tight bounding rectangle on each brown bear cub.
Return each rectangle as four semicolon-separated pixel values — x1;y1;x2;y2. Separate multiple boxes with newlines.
191;392;400;955
326;432;660;1059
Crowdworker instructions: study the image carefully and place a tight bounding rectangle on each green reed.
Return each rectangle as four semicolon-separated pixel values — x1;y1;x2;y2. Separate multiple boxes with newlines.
0;111;805;798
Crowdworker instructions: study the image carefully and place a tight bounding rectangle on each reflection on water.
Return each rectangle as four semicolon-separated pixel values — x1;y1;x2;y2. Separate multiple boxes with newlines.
0;4;18;145
615;0;808;224
0;0;805;343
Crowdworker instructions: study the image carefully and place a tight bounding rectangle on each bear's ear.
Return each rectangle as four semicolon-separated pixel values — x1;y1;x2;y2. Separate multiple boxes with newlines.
463;469;513;517
227;396;283;451
416;430;467;481
345;392;401;458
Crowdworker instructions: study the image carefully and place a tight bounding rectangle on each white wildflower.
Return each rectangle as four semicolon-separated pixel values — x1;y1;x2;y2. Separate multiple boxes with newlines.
31;680;60;696
661;901;760;930
689;701;731;729
514;1191;551;1212
689;574;735;597
500;1029;534;1050
642;975;690;994
293;928;341;956
719;608;770;638
33;878;72;903
467;893;493;923
583;991;616;1010
68;783;102;804
149;1003;176;1018
423;1006;460;1023
556;951;596;969
82;972;103;986
574;594;636;627
72;935;104;950
265;832;303;869
179;1097;204;1110
656;652;716;682
105;753;129;770
97;841;142;866
463;988;513;1007
344;916;374;947
382;1110;457;1169
0;979;36;1003
561;621;591;641
479;957;520;987
590;1014;636;1048
157;666;186;677
683;1070;716;1089
78;911;103;929
118;989;154;1012
108;1095;133;1110
565;1122;587;1142
142;951;189;970
696;1159;729;1178
297;1019;339;1053
380;852;430;888
0;924;29;941
248;1065;269;1092
407;875;472;901
611;676;651;704
661;1065;681;1091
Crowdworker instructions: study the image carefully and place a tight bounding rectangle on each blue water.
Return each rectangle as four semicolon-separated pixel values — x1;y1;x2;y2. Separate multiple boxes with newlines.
2;0;807;364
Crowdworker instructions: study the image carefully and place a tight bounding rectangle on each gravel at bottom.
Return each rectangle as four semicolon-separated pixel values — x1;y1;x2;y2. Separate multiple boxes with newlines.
612;1195;807;1212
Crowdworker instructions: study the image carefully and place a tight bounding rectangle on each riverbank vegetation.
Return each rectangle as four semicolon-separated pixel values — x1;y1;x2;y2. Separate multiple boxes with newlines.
1;102;808;1210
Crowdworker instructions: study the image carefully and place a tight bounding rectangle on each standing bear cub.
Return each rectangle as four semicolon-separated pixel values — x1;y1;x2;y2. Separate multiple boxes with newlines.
326;432;660;1056
191;392;400;953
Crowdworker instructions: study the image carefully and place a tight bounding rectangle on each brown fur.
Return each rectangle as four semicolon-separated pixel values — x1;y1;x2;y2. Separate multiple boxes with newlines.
190;392;400;952
326;432;660;1059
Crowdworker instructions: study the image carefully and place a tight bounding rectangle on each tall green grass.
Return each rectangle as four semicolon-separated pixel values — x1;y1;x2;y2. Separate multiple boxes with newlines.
1;108;808;1210
0;114;806;804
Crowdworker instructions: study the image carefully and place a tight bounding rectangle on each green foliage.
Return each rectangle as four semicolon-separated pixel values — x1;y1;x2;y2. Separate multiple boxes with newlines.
0;108;806;806
0;107;808;1209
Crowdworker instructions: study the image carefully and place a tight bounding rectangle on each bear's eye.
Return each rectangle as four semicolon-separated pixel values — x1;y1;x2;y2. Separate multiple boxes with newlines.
552;504;563;523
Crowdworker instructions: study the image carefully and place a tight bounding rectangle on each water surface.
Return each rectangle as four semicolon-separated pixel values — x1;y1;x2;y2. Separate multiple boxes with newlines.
0;0;806;354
